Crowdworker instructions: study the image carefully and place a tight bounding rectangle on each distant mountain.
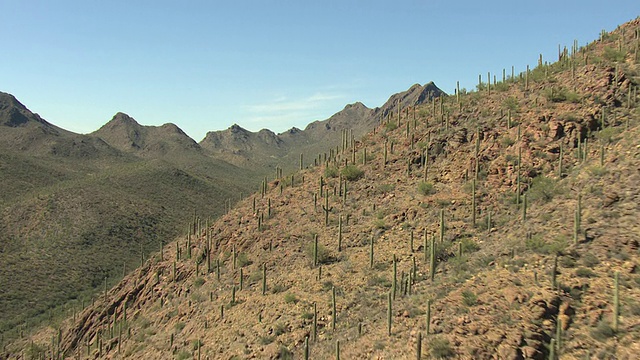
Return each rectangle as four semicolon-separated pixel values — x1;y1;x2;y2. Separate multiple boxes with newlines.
92;112;201;158
0;92;117;158
200;82;445;173
0;94;258;335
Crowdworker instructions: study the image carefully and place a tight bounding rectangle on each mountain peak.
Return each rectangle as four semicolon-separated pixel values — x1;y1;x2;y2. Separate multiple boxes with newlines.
0;92;27;110
229;123;249;134
0;91;49;128
343;101;369;111
108;112;141;127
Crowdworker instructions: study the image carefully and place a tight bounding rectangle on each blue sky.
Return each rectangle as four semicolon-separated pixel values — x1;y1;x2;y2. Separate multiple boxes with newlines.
1;1;638;141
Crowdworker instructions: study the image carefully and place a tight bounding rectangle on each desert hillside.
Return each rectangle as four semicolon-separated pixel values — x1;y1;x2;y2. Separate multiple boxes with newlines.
4;18;640;360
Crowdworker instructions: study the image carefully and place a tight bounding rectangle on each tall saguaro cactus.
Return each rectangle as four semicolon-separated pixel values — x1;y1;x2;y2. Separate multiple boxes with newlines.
613;271;620;332
322;194;333;226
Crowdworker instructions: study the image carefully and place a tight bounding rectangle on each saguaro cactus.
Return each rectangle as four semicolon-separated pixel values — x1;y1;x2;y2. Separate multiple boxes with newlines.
387;291;392;336
332;286;337;331
322;194;333;226
370;236;375;268
430;235;436;281
426;299;432;335
613;271;620;332
338;216;343;252
262;263;267;295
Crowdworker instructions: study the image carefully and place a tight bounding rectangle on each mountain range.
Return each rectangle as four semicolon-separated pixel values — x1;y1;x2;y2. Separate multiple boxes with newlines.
0;82;444;336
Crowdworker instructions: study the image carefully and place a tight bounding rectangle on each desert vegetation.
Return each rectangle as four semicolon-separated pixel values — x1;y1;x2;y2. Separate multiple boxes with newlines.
2;17;640;360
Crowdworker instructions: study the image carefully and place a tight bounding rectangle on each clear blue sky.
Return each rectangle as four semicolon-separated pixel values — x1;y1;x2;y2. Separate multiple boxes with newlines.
1;1;638;141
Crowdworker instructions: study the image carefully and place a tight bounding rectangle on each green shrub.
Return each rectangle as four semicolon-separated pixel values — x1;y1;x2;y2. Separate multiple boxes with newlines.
596;127;620;144
587;166;608;177
191;339;203;350
591;320;615;341
500;137;515;147
284;293;298;304
559;256;576;268
305;241;332;265
301;311;314;320
279;346;293;360
324;166;339;178
373;219;387;230
503;96;519;111
460;237;480;253
376;183;395;194
603;47;627;62
175;322;186;333
194;277;205;287
545;87;581;103
341;165;364;181
527;176;560;203
582;253;600;268
430;336;455;358
385;122;398;131
274;322;288;336
236;253;252;268
576;267;596;278
176;350;192;360
525;234;567;254
461;290;478;306
367;275;391;288
259;335;275;345
418;181;436;195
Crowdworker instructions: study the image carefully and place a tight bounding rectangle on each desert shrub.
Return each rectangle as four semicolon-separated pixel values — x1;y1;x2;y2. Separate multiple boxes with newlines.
591;320;615;341
418;181;436;195
341;165;364;181
430;336;455;358
175;322;186;333
545;87;581;103
176;351;192;360
576;267;596;278
462;290;478;306
559;256;576;268
259;335;275;345
279;346;293;359
373;219;387;230
385;122;398;131
526;234;567;254
367;275;391;288
526;176;560;203
236;253;252;267
587;165;608;177
460;237;480;253
503;96;519;111
582;253;600;268
191;339;203;350
324;166;339;178
194;277;205;287
596;127;620;144
376;183;395;194
500;137;515;147
603;47;627;62
284;293;298;304
273;323;288;336
305;241;332;265
301;311;314;320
